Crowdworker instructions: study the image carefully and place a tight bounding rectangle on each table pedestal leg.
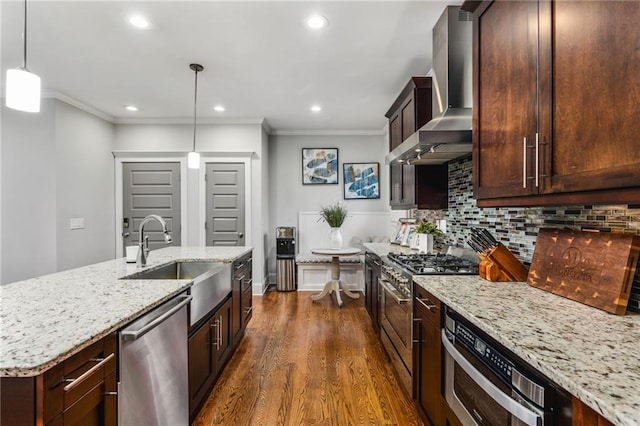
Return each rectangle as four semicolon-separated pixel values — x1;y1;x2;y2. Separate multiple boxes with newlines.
310;256;359;306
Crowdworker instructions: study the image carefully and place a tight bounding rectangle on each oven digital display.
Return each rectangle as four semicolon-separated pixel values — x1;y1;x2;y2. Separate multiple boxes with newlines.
474;338;487;355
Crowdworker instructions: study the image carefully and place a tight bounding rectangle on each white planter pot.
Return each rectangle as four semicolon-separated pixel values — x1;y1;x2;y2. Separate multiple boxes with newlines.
418;234;434;254
329;227;343;249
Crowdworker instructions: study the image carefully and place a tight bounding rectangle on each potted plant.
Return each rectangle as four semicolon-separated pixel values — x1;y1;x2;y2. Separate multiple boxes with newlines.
414;221;443;253
319;203;348;249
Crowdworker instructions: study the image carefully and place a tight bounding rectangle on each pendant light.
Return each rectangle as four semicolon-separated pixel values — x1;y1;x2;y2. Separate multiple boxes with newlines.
187;63;204;169
6;0;41;113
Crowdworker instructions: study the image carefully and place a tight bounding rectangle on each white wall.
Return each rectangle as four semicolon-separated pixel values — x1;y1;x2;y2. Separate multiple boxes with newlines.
267;134;390;277
55;101;116;271
1;99;58;284
1;99;115;284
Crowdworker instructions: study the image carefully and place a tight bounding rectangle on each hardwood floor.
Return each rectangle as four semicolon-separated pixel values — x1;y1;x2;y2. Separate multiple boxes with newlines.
193;290;423;426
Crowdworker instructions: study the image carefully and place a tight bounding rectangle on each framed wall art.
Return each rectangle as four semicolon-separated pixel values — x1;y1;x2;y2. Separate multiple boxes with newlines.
343;162;380;199
302;148;338;185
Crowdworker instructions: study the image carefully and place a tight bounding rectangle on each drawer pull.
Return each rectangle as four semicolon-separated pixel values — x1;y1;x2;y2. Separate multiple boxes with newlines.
236;274;246;282
104;392;118;396
245;306;253;315
63;353;115;392
416;298;437;312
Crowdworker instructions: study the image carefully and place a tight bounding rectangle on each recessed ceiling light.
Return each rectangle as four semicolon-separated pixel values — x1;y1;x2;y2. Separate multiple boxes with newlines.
124;105;139;112
415;148;422;152
128;15;151;29
310;105;322;112
305;14;328;30
214;105;225;112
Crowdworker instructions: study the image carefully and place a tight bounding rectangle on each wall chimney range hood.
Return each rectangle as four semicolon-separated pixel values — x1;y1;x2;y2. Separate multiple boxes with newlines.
386;6;473;165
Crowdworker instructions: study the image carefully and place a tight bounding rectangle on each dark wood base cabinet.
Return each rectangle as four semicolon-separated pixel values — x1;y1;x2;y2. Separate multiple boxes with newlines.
190;251;253;421
573;399;614;426
412;283;443;426
1;334;117;426
232;252;253;347
364;252;381;332
188;296;233;421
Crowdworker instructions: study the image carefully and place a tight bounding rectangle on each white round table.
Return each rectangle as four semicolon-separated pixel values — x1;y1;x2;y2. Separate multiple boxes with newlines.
310;247;361;307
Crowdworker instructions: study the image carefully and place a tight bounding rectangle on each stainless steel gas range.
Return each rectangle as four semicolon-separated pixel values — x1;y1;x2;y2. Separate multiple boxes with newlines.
379;252;478;395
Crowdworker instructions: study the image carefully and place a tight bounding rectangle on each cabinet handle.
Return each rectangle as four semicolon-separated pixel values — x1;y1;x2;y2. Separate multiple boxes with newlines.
416;297;437;312
63;353;115;392
535;133;539;188
245;306;253;315
522;136;527;188
104;392;118;396
236;274;246;282
211;320;221;349
219;316;223;347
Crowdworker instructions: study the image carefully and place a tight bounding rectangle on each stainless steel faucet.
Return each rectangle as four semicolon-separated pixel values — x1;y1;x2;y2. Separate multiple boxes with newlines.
137;214;173;267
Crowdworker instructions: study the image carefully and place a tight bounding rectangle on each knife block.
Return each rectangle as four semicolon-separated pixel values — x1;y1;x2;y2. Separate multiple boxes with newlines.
478;244;529;282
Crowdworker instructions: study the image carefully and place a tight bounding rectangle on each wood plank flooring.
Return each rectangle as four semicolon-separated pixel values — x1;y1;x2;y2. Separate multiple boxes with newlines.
192;290;423;426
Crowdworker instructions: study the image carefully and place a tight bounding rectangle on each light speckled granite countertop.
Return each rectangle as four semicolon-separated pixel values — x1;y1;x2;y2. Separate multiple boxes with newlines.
363;243;639;426
0;246;251;377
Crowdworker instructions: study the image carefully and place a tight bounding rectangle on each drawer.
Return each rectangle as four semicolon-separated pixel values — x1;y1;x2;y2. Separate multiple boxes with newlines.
242;289;253;322
43;334;117;423
414;284;441;326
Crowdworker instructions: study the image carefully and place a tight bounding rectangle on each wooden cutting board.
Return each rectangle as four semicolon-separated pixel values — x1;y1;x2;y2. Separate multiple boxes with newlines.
527;228;640;315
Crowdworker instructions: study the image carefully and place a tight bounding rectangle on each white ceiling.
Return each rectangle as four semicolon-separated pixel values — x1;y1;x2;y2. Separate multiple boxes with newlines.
1;0;458;132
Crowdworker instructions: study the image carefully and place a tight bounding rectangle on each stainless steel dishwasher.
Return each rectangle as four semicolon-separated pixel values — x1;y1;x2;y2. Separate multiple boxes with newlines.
118;293;192;426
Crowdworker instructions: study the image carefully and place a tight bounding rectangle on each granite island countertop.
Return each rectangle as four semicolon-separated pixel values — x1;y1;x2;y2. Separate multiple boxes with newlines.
412;274;640;426
0;246;252;377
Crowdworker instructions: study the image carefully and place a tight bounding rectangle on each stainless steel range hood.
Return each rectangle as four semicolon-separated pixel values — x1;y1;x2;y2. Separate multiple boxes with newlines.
386;6;472;165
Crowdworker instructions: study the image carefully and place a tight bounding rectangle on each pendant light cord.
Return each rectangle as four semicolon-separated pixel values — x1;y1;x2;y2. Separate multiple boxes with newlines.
192;67;199;152
23;0;28;69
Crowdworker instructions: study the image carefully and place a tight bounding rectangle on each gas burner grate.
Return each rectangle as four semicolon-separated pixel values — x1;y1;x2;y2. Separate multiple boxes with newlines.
387;252;478;275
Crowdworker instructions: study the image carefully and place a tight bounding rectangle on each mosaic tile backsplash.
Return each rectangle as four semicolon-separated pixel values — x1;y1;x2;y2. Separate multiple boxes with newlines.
415;156;640;313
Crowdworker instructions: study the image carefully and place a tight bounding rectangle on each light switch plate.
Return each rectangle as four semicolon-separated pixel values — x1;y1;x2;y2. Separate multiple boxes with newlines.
70;217;85;230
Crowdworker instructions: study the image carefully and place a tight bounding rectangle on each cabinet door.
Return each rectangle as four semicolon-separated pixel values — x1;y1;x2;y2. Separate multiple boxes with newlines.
401;96;416;141
542;1;640;194
473;0;539;200
414;314;443;426
389;163;403;207
188;319;215;414
213;298;233;370
413;286;442;426
401;164;416;206
232;268;242;343
389;112;402;151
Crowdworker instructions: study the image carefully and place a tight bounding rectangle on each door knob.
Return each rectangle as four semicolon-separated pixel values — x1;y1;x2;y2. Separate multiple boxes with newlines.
238;232;244;238
123;232;130;237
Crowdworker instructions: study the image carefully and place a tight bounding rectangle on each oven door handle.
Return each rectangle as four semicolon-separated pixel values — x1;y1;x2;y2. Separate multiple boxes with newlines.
441;330;542;426
379;279;410;304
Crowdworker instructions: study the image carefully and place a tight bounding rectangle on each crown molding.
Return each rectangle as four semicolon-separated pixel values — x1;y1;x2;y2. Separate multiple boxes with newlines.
43;91;115;122
271;129;384;136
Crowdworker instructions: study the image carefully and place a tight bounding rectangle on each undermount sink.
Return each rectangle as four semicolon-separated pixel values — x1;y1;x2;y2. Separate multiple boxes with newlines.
123;261;220;280
122;261;231;327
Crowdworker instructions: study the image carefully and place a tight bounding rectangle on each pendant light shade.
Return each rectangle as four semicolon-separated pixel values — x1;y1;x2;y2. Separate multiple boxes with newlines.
188;63;204;170
6;0;41;113
6;68;41;112
187;151;200;169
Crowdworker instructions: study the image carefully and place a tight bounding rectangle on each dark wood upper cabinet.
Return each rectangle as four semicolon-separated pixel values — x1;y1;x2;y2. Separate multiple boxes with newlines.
386;77;448;210
470;0;640;207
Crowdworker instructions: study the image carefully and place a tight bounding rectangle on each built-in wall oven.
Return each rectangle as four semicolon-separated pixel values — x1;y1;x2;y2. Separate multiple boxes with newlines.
443;308;573;426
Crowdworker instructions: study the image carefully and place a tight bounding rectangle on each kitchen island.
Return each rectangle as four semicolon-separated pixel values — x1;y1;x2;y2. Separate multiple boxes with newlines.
364;242;639;426
0;246;252;377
